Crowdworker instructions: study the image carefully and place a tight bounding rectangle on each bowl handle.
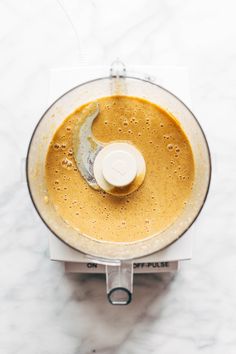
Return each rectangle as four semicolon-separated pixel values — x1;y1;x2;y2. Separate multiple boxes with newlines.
106;260;133;305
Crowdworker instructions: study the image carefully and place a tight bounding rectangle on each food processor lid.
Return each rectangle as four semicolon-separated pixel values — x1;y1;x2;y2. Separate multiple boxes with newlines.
26;61;211;260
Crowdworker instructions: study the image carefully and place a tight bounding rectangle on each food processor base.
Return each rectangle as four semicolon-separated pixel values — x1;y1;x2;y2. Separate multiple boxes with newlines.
49;225;194;274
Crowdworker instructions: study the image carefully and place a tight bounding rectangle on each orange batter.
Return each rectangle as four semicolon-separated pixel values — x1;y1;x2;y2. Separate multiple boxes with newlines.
45;96;194;242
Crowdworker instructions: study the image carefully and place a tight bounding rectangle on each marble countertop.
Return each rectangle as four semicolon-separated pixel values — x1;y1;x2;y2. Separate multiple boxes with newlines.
1;0;236;353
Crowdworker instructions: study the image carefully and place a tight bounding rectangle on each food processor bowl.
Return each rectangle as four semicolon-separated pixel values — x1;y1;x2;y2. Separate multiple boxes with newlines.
26;63;211;304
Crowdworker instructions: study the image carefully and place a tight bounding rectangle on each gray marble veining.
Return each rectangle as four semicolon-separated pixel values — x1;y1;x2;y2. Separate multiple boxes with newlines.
1;0;236;353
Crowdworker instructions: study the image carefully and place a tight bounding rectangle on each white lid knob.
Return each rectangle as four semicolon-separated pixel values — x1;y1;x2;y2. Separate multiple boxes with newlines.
102;150;137;187
93;142;146;195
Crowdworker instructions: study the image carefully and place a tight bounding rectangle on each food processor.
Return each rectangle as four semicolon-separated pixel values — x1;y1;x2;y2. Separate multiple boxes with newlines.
26;60;211;305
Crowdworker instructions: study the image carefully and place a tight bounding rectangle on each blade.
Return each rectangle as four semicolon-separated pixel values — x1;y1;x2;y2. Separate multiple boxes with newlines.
73;102;104;189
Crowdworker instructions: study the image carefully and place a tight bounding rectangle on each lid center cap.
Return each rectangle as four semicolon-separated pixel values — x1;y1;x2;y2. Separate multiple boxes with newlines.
102;150;137;187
